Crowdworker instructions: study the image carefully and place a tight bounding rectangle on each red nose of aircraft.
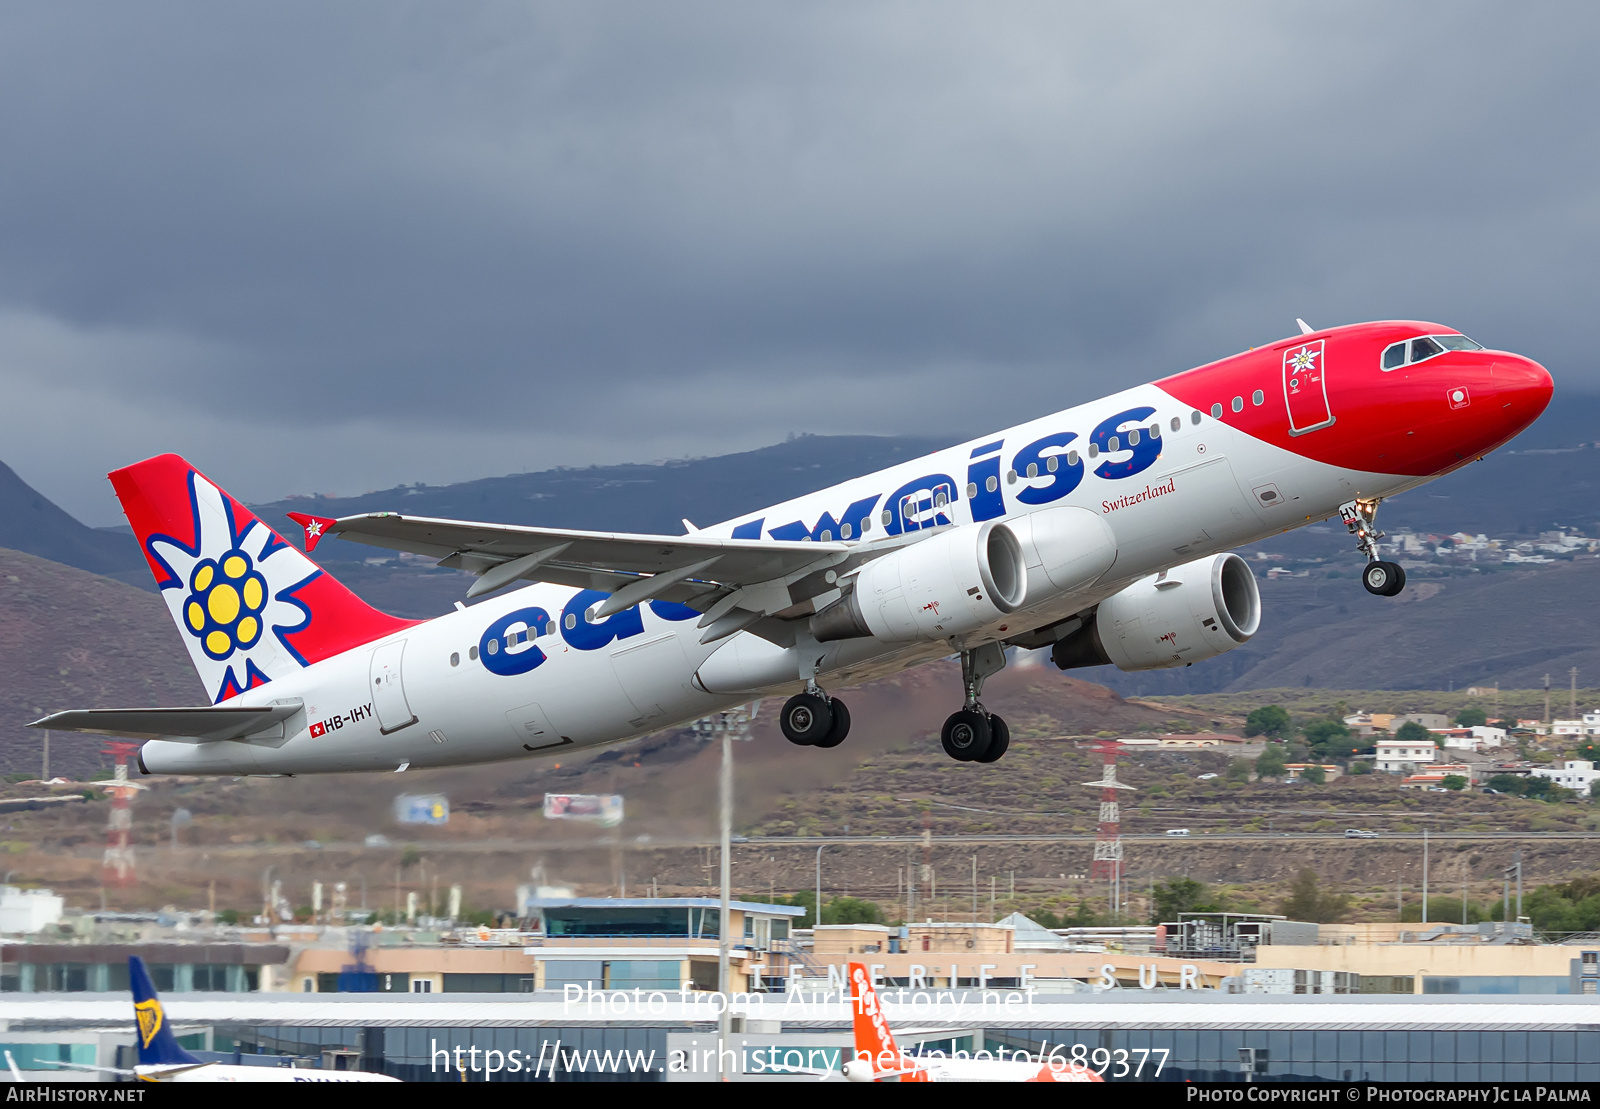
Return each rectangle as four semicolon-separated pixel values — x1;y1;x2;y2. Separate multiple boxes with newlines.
1468;352;1554;459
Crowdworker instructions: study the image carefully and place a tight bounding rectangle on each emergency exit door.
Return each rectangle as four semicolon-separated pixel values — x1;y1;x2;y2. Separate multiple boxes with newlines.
370;640;417;734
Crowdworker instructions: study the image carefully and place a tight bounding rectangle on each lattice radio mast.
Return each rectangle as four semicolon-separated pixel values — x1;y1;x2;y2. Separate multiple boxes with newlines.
1082;738;1136;918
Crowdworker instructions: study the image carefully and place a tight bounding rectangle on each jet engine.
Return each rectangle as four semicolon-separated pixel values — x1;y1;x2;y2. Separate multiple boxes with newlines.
811;520;1026;643
1051;553;1260;672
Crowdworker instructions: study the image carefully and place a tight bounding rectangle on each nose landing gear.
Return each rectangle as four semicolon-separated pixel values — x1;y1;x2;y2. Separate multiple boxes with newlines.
940;643;1011;763
1341;498;1406;597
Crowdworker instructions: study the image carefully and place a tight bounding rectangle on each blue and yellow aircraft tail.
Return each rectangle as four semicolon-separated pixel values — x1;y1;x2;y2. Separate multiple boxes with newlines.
129;956;202;1067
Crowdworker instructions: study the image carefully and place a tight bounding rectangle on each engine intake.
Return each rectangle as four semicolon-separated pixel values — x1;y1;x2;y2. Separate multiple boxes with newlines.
1051;553;1260;672
811;521;1025;643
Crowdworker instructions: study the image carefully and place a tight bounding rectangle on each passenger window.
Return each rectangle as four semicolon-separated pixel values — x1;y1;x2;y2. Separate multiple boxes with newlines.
564;613;577;630
1066;450;1079;466
1006;469;1017;484
1211;403;1223;418
1171;416;1181;431
1107;436;1120;453
985;475;998;493
1127;429;1140;446
881;510;893;527
1191;410;1202;425
1025;463;1038;478
1046;454;1058;472
1252;389;1264;406
819;529;833;542
965;482;978;500
468;645;478;661
1231;396;1244;413
841;523;853;539
450;652;459;667
1382;342;1406;370
1410;336;1444;362
1087;444;1099;459
1149;422;1161;438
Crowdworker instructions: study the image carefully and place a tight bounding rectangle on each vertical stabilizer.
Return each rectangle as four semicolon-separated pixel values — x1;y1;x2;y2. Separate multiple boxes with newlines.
109;454;416;704
129;956;202;1067
848;961;902;1069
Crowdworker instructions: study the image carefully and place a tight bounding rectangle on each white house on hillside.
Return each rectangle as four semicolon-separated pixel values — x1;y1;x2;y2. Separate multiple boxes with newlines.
1550;713;1600;738
1430;726;1508;751
1374;740;1439;774
1529;760;1599;798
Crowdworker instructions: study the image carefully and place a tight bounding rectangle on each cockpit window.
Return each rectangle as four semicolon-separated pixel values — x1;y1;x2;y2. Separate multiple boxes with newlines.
1381;333;1482;371
1408;336;1445;363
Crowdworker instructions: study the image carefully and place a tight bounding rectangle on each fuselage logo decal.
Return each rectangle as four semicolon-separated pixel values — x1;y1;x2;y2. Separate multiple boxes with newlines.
1102;477;1177;515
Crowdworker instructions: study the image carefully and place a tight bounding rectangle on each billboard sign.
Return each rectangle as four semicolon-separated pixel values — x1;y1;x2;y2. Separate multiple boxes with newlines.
543;793;623;827
394;793;449;825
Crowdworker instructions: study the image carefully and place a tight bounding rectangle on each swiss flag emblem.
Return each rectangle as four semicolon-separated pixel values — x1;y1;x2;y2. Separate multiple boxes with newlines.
309;721;326;738
286;512;339;553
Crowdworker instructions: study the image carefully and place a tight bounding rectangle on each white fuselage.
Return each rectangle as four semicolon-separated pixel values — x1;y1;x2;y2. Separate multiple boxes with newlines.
141;382;1401;775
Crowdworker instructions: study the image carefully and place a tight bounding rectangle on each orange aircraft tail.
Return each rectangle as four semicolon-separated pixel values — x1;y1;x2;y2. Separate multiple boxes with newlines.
848;962;903;1071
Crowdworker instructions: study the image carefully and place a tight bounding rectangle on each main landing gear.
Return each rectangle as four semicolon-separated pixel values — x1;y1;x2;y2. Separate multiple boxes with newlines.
780;686;851;749
940;643;1010;764
1341;498;1406;598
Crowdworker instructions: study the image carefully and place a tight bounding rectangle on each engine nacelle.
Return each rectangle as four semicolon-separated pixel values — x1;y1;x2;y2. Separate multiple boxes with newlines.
811;520;1026;643
1052;552;1260;672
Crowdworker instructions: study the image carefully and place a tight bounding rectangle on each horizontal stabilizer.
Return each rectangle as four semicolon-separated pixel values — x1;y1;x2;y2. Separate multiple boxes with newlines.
28;703;302;743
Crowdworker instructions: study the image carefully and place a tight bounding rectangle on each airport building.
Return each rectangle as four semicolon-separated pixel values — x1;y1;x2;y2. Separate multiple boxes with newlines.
2;897;1597;1081
2;989;1597;1082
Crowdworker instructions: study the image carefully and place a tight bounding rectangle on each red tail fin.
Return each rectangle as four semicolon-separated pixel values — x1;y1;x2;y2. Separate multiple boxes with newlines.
109;454;416;703
848;961;902;1070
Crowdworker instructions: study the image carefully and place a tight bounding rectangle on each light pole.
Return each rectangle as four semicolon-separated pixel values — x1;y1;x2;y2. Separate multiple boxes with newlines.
692;706;754;1082
1422;829;1429;925
815;845;824;935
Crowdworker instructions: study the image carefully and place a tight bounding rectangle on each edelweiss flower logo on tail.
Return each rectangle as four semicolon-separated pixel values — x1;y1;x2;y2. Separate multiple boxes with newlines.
148;472;319;703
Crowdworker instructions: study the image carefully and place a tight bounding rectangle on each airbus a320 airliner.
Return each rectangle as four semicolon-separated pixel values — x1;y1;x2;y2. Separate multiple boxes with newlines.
34;321;1551;774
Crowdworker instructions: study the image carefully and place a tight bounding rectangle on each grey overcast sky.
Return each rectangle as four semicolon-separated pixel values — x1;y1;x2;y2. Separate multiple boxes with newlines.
1;2;1596;524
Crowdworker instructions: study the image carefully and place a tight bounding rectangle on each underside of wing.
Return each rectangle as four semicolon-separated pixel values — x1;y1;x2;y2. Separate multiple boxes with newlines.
28;704;303;743
308;512;921;645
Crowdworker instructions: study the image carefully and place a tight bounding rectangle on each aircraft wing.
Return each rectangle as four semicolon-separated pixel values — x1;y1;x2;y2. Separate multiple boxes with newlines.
296;511;919;643
27;704;302;743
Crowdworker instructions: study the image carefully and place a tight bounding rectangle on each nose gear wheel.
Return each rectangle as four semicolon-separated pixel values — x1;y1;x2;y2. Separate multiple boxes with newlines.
1362;560;1406;597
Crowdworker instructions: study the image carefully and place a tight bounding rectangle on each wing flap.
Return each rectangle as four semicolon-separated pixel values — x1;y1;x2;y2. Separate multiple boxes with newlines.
29;704;303;743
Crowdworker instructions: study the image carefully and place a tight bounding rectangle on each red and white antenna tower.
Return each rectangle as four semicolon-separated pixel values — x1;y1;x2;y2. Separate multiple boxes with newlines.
1082;739;1136;918
100;741;144;889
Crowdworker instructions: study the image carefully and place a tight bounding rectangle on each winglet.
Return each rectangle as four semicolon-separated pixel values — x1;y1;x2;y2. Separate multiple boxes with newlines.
1295;318;1315;335
285;511;338;554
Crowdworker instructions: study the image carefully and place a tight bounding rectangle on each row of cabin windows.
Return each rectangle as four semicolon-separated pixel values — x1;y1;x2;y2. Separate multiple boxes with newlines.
1210;391;1266;419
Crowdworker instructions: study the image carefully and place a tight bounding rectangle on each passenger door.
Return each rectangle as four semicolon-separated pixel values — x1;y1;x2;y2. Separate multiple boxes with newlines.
1283;340;1335;435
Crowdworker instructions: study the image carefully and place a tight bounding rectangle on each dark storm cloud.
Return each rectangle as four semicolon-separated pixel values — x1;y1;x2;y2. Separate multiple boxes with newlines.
0;2;1595;521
